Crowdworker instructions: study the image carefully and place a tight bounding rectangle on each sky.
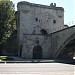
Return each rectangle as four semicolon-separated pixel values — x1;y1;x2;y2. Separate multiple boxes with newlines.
11;0;75;26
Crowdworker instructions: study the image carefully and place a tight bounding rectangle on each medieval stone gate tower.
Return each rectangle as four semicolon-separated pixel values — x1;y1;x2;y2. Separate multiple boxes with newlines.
16;1;65;59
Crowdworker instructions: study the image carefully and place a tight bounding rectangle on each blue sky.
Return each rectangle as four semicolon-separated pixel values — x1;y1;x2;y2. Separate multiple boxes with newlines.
11;0;75;26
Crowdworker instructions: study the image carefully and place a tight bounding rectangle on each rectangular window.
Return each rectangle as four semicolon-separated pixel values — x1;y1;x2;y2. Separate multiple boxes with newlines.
53;20;56;23
35;18;38;21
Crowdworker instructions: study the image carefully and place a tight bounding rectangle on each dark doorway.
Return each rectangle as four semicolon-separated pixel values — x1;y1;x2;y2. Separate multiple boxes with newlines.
33;45;42;59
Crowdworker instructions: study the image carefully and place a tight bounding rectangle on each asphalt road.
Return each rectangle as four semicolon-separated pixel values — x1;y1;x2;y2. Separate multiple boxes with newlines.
0;63;74;75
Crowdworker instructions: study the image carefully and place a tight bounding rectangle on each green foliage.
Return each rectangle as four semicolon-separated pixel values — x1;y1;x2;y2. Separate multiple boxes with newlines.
0;0;16;44
0;56;14;61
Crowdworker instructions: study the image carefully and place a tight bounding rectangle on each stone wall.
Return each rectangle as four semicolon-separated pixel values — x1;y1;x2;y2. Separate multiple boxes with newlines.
17;1;65;57
20;25;75;59
21;34;51;59
3;30;18;56
51;25;75;58
16;1;75;59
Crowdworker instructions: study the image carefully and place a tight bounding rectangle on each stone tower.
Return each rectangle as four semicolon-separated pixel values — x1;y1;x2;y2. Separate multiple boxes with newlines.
16;1;65;59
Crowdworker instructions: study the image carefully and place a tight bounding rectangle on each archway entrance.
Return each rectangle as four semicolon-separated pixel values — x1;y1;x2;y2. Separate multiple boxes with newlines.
33;45;42;59
57;39;75;59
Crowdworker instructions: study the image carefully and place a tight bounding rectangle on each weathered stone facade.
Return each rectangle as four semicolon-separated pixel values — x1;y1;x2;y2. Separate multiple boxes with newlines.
22;34;51;59
16;1;72;59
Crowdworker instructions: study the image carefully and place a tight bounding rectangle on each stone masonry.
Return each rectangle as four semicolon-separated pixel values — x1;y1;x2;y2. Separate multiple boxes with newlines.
16;1;74;59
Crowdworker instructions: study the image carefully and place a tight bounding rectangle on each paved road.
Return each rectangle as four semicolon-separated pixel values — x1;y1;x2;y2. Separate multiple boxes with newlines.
0;63;74;75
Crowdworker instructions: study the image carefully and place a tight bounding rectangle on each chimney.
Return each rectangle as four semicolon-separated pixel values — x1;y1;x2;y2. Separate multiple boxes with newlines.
54;3;56;7
50;3;53;7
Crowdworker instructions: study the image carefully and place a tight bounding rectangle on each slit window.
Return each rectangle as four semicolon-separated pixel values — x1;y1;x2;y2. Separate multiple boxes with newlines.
35;18;38;21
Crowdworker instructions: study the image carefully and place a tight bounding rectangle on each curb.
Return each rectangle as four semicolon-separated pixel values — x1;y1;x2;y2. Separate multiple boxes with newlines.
0;60;75;65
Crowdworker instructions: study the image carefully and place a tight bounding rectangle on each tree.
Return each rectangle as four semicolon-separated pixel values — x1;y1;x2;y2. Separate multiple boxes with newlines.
0;0;16;45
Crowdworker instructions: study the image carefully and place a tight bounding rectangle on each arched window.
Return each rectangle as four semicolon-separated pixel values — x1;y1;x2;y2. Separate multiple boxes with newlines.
40;29;48;35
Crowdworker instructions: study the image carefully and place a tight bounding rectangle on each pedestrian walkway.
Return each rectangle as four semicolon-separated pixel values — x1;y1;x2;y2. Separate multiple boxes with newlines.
0;72;74;75
0;60;74;75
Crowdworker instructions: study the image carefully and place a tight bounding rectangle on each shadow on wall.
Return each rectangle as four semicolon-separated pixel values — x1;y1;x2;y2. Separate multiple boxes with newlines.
2;30;18;56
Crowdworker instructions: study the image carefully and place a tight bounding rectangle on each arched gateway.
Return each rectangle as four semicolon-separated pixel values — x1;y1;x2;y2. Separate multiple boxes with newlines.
33;45;42;59
33;40;42;59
